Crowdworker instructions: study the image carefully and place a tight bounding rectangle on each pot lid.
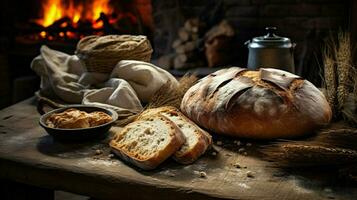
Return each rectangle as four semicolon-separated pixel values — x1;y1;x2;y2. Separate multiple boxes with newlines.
252;27;291;45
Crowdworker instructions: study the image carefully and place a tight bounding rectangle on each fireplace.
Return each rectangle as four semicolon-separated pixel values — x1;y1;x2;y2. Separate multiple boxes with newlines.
0;0;356;110
23;0;153;42
0;0;153;108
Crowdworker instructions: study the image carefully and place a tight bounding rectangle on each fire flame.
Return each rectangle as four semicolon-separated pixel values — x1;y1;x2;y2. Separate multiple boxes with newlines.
36;0;113;28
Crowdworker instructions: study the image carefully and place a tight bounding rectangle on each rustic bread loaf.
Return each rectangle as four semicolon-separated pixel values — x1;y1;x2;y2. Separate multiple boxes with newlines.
138;106;212;164
181;67;332;139
110;114;185;170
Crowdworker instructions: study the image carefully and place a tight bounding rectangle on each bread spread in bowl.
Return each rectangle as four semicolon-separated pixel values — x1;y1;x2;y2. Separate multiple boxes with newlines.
180;67;332;139
46;108;112;129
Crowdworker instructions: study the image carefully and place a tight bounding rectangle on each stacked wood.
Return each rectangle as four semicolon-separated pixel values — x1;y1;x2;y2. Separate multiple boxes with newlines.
172;18;205;69
156;19;236;70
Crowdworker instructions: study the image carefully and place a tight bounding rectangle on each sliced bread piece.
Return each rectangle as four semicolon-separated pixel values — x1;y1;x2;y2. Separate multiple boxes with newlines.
110;114;185;170
138;106;212;164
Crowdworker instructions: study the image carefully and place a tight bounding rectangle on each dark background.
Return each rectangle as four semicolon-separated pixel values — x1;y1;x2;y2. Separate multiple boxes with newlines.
0;0;356;109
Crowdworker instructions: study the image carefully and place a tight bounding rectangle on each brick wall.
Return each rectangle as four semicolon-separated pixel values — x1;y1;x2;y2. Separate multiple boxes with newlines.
152;0;350;82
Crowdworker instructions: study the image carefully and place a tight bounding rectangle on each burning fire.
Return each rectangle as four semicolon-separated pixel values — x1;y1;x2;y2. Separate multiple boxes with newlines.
37;0;113;28
35;0;117;40
31;0;153;41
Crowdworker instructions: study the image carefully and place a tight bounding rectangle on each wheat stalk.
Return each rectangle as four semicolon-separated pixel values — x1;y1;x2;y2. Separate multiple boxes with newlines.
264;143;357;167
262;128;357;167
323;46;337;113
147;74;198;109
114;75;198;126
353;66;357;106
314;128;357;149
335;31;352;110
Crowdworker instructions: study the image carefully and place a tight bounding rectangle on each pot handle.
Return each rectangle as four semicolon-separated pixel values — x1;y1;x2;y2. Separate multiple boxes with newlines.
37;97;65;115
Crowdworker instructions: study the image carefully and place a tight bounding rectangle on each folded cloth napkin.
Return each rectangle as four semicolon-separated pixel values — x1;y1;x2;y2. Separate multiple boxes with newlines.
31;45;178;118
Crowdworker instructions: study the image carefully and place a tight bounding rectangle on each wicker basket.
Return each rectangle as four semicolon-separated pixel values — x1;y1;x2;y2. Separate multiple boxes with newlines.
75;35;153;73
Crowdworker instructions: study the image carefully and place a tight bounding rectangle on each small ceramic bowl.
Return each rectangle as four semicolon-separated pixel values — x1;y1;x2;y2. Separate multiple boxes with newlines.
39;105;118;142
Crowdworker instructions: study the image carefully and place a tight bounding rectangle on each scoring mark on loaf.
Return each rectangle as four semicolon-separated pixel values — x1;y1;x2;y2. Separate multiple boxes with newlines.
260;68;300;91
212;76;254;112
236;86;286;117
204;68;239;98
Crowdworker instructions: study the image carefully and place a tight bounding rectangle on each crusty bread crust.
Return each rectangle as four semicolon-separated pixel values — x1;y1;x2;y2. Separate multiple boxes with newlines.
110;114;185;170
169;111;212;164
138;106;212;164
181;67;332;139
137;106;177;121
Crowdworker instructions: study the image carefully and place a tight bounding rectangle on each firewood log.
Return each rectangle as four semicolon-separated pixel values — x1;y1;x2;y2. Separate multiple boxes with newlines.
174;41;196;54
172;39;182;49
184;18;200;33
178;28;190;42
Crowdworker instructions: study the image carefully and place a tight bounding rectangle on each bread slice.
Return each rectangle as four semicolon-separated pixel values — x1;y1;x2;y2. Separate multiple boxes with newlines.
110;114;185;170
138;106;212;164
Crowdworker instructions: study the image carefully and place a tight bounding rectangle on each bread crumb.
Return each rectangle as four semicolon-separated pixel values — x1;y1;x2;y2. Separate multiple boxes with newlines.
95;150;103;155
243;152;248;156
237;141;242;146
246;171;254;178
211;151;217;156
108;154;114;159
199;171;207;178
216;141;223;146
238;148;245;153
246;143;252;147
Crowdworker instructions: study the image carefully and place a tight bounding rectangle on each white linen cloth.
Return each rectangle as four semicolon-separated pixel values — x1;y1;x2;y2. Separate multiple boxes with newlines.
31;45;178;118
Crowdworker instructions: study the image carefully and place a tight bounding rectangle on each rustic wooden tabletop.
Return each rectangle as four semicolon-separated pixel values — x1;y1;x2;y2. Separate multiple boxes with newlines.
0;98;356;200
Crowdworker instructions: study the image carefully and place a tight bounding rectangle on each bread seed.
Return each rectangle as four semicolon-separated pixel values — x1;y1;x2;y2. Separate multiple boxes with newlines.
238;148;245;153
95;150;103;155
211;151;217;156
216;141;223;146
246;143;252;147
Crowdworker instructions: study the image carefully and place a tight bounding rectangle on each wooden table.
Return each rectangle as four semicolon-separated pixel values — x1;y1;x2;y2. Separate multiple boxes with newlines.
0;98;356;200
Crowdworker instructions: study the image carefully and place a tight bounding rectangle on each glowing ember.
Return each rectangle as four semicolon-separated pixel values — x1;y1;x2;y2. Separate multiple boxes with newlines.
40;31;47;38
31;0;153;41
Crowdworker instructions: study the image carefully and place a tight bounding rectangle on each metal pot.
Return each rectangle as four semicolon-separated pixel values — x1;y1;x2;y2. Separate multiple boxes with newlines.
245;27;296;73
